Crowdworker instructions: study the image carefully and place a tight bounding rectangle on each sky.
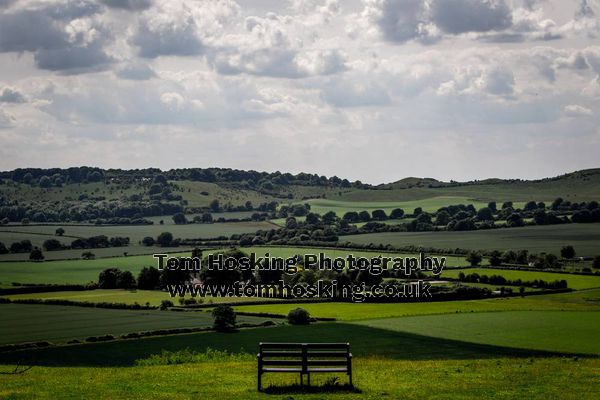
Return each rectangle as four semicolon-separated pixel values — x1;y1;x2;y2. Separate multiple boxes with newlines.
0;0;599;184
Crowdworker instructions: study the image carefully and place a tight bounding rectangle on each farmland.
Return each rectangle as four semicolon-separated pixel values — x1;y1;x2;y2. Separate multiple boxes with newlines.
345;223;600;256
0;303;269;345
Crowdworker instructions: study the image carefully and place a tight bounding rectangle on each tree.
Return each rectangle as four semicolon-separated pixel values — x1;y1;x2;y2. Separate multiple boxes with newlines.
501;201;513;209
209;199;221;212
435;210;450;226
98;268;121;289
29;247;44;261
560;245;576;259
55;228;65;236
506;213;524;227
466;251;482;266
371;209;387;221
322;211;337;224
358;210;371;222
172;212;187;225
43;239;63;251
489;250;502;266
390;208;404;219
116;271;136;289
142;236;155;246
0;241;8;254
305;212;320;224
81;251;95;260
156;232;173;247
487;202;497;212
285;217;297;229
201;212;213;223
138;266;161;290
524;201;538;211
477;207;493;221
342;211;359;223
160;300;174;310
212;305;236;331
287;308;311;325
39;176;52;188
413;207;422;216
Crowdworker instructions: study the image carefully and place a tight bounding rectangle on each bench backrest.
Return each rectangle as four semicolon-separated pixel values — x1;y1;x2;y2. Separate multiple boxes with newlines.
258;342;351;370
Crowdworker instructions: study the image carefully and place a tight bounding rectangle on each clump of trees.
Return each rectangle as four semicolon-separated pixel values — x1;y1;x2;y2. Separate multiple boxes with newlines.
212;305;236;332
98;268;136;289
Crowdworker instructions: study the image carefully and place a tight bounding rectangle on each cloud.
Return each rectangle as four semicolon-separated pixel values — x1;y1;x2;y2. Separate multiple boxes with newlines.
0;108;14;128
430;0;512;34
115;62;157;80
0;0;113;72
564;104;593;117
0;87;25;103
100;0;153;11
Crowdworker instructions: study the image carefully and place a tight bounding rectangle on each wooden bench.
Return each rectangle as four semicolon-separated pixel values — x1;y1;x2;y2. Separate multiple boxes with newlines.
257;342;352;391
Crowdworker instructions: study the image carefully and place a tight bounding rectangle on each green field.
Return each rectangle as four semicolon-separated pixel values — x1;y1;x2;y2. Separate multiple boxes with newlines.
232;289;600;320
0;246;472;287
438;268;600;290
0;303;269;345
354;311;600;355
345;223;600;256
289;196;498;216
5;289;280;306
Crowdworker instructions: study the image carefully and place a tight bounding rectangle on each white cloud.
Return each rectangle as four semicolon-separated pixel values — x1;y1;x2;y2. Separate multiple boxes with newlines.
564;104;593;117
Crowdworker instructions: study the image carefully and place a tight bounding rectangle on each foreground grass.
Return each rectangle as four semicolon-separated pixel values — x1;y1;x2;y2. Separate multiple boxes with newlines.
353;311;600;355
233;289;600;320
0;357;598;399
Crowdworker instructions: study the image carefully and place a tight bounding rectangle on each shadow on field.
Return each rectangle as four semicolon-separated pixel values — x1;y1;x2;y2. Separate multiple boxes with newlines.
0;323;568;367
263;383;360;395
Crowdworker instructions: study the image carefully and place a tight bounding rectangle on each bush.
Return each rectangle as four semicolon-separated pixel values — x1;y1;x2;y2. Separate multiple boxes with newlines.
287;307;311;325
160;300;174;310
465;251;482;266
212;305;236;331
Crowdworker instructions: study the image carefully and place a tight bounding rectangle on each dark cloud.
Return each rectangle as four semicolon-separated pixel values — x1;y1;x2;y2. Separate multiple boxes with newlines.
100;0;153;11
34;42;113;73
0;87;26;103
0;0;112;72
430;0;513;34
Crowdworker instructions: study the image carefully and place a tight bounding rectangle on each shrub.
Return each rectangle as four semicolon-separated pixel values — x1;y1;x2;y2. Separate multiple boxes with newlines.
160;300;174;310
212;305;236;331
465;251;482;266
287;307;311;325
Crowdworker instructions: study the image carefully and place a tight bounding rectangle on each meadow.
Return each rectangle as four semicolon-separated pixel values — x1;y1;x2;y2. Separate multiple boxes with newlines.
345;223;600;256
231;289;600;320
354;311;600;355
438;267;600;290
0;303;269;345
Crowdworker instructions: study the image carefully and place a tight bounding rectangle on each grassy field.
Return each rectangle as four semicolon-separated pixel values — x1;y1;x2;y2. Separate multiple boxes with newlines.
0;251;192;286
1;357;598;399
354;311;600;355
0;303;269;345
5;289;280;306
438;268;600;290
345;223;600;256
0;246;473;287
287;196;499;216
232;289;600;320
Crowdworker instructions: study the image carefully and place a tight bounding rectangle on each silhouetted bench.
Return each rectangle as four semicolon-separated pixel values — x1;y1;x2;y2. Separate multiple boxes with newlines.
257;342;352;391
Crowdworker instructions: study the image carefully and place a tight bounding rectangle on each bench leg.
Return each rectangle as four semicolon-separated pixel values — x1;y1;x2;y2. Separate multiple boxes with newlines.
349;372;352;387
257;372;261;391
307;373;310;386
300;373;303;386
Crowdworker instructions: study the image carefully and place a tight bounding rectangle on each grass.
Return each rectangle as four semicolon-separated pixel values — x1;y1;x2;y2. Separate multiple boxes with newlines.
232;289;600;320
5;289;280;306
345;223;600;256
0;246;471;287
438;268;600;290
354;311;600;355
1;357;598;399
0;251;192;286
0;303;269;345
